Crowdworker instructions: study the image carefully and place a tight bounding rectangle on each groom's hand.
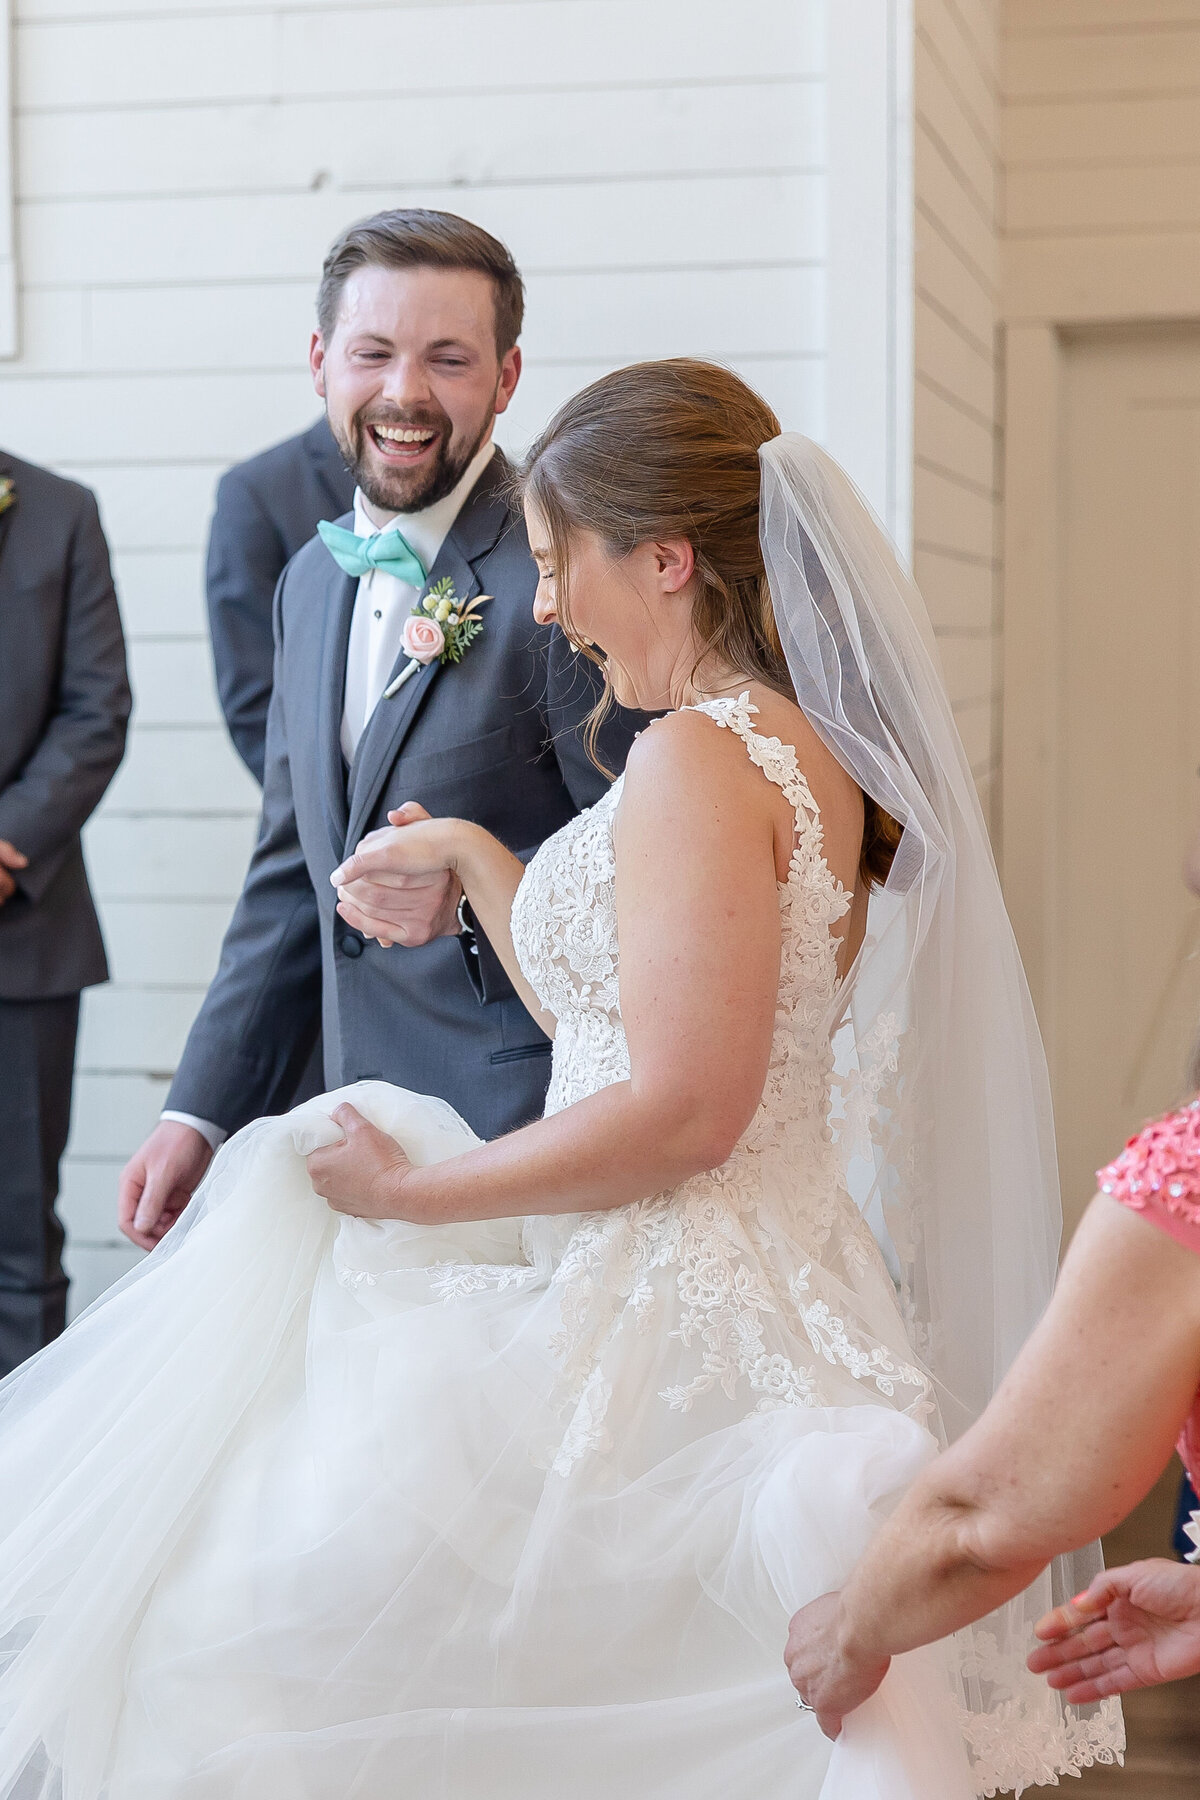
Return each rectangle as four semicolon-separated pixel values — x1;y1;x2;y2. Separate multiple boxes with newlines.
332;803;462;947
118;1121;214;1250
0;838;29;907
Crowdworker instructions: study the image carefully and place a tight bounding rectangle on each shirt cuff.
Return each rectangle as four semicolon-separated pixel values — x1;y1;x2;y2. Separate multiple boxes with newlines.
161;1110;228;1153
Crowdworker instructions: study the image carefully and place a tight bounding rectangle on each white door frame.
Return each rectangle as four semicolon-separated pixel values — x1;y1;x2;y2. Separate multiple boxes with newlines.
825;0;914;556
1002;252;1200;1063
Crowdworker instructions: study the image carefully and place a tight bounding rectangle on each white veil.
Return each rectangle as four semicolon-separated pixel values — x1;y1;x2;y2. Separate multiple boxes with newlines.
760;436;1124;1791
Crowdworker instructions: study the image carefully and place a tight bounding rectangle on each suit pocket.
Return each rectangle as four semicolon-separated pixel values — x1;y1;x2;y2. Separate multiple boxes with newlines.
399;722;522;791
489;1043;552;1066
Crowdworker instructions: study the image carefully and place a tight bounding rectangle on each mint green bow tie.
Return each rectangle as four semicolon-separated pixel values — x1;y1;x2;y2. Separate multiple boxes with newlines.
318;519;428;587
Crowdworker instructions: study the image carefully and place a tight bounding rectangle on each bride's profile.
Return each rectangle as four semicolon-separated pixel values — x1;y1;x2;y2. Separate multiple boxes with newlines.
0;361;1120;1798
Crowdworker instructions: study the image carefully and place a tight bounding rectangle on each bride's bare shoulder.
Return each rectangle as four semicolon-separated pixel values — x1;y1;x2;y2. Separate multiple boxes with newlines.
613;710;785;864
621;705;771;805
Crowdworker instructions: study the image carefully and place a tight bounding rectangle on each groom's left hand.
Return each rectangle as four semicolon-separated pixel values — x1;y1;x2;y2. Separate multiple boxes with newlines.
306;1104;417;1219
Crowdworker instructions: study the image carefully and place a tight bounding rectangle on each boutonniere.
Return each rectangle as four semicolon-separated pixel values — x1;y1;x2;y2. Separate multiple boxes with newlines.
383;578;491;698
0;476;15;517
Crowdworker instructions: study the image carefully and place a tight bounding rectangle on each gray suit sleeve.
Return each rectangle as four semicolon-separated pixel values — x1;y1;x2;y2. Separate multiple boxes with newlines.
205;468;284;787
0;490;130;905
166;574;322;1131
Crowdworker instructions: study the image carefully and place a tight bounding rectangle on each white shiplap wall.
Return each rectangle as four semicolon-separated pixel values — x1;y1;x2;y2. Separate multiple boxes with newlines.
912;0;1002;825
1;0;834;1307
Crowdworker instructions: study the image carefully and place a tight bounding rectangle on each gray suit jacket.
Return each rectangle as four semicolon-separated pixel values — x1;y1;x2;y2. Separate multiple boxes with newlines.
168;451;641;1142
206;417;355;784
0;452;131;999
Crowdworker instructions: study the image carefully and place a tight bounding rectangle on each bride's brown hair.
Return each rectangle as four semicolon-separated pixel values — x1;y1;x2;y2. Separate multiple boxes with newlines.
521;358;902;888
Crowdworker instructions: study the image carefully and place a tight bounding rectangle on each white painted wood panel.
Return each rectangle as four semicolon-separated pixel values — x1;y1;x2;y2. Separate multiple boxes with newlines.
21;174;821;265
19;86;821;198
17;0;819;108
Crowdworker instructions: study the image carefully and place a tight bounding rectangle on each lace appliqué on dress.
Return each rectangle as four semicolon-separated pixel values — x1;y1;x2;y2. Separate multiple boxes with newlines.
511;694;936;1442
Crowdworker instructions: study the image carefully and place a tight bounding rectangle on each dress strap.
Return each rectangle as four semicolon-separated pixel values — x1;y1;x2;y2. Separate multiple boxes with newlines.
685;693;822;833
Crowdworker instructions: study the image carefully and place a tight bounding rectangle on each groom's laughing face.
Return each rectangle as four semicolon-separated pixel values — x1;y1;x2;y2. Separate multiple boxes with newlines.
311;264;521;516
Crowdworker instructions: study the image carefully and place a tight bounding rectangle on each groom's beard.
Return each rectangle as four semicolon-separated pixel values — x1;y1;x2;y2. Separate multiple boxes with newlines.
334;402;494;516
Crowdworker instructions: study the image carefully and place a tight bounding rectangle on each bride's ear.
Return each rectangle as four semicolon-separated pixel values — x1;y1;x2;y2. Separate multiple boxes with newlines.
652;539;695;595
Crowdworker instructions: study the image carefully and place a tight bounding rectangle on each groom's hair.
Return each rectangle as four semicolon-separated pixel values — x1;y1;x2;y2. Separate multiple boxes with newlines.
317;210;524;356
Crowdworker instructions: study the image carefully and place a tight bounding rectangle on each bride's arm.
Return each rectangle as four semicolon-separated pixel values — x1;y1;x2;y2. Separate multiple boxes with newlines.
309;713;784;1222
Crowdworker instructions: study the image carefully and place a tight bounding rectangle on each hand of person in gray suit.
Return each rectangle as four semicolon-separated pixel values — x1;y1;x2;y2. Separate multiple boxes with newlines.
117;1124;214;1250
0;841;28;907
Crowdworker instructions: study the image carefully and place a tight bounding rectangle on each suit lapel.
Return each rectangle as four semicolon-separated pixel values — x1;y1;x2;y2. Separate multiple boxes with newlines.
316;559;357;860
342;453;512;852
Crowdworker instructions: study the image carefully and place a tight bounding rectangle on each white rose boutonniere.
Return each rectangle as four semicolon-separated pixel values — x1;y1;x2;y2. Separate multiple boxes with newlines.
0;476;15;517
384;578;491;698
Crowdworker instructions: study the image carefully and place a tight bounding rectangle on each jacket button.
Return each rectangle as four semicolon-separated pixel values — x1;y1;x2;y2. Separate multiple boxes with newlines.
339;933;364;959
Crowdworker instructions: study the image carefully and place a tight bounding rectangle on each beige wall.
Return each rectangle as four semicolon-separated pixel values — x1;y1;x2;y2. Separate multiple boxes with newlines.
1005;0;1200;326
913;0;1004;826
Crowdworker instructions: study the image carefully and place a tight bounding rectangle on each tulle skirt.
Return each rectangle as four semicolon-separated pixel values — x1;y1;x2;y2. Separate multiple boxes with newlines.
0;1085;974;1800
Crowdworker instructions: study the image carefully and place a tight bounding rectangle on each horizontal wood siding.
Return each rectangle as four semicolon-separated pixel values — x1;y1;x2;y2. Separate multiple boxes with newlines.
1003;1;1200;322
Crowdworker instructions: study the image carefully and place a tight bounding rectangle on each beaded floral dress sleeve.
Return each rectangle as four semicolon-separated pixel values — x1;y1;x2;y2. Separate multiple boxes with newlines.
1097;1100;1200;1556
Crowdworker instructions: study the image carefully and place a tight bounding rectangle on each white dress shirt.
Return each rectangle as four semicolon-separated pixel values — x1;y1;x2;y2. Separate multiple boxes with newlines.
340;438;497;762
163;439;498;1154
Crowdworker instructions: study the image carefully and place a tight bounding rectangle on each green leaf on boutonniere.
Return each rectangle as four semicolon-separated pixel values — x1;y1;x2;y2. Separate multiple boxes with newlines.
0;477;15;517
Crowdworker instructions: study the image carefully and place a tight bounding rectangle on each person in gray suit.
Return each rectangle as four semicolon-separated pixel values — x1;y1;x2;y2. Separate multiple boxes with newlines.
0;451;131;1373
119;209;641;1248
206;416;354;786
207;415;355;1107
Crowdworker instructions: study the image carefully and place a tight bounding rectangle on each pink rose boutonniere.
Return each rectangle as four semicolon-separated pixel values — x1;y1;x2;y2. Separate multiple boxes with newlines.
0;477;15;517
383;578;492;698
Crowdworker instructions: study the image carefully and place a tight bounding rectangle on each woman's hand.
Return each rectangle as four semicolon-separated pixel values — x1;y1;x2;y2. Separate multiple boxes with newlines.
305;1104;423;1220
784;1591;891;1740
1028;1560;1200;1700
332;804;464;946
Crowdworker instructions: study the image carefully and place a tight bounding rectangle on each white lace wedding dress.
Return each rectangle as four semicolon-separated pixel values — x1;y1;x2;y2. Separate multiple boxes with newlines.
0;698;994;1799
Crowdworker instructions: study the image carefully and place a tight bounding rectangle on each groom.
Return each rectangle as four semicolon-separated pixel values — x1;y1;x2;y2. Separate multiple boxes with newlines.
120;209;638;1247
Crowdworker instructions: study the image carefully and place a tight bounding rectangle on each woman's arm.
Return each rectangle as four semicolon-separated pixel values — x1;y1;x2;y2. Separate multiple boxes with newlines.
308;713;783;1223
784;1195;1200;1733
330;806;551;1032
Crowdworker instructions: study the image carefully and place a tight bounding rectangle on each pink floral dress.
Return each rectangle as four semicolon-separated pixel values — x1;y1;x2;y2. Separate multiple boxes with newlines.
1098;1098;1200;1558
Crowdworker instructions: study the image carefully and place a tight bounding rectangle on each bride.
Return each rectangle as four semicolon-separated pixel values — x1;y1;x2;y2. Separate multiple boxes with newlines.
0;362;1119;1799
